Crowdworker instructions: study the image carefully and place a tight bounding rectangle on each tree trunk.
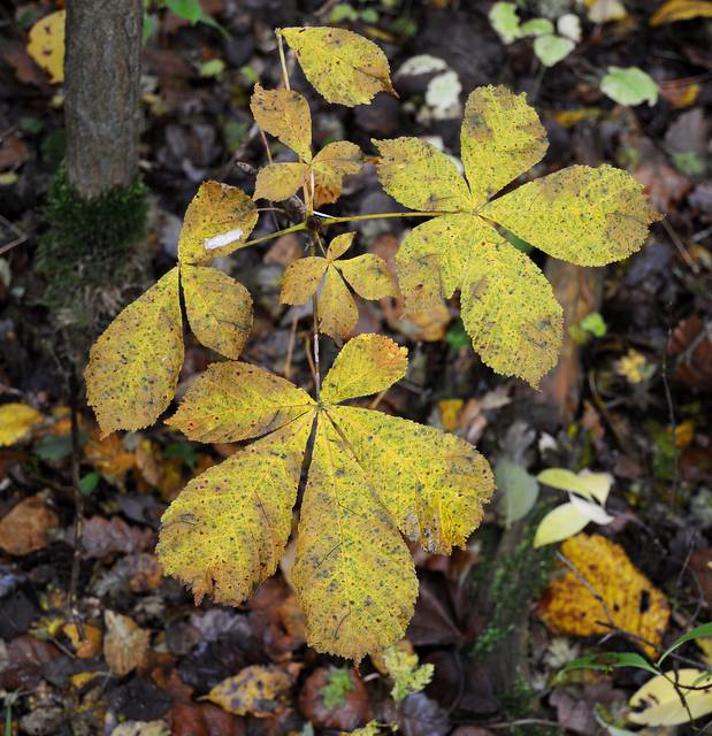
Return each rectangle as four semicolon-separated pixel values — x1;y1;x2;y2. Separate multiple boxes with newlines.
64;0;143;199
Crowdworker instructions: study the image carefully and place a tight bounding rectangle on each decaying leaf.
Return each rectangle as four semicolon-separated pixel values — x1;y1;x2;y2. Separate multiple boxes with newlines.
85;267;184;436
178;181;258;265
158;334;494;659
250;85;362;206
537;534;670;657
27;10;65;84
375;85;659;387
0;494;59;555
181;265;253;359
103;610;150;677
279;26;394;106
206;664;298;717
0;403;43;446
280;232;396;338
628;669;712;726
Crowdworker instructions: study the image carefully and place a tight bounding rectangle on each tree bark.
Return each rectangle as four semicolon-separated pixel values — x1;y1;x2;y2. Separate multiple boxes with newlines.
64;0;143;199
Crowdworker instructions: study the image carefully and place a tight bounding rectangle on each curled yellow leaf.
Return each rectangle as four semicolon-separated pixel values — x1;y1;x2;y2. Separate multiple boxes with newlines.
279;26;394;106
85;267;184;436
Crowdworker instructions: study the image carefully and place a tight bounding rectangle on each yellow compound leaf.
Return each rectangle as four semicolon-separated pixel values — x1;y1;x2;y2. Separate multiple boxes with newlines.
330;407;494;554
85;267;184;436
374;137;471;212
318;267;358;339
650;0;712;25
250;83;312;162
166;361;314;443
628;669;712;726
337;254;396;300
312;141;363;206
207;664;298;717
292;418;418;660
27;10;65;84
483;164;661;266
0;403;43;446
460;240;563;388
178;181;258;264
161;334;495;660
461;85;548;205
157;416;312;606
395;214;498;311
537;533;670;657
181;265;252;359
279;26;394;107
280;256;328;305
280;234;393;338
321;333;408;404
253;162;308;202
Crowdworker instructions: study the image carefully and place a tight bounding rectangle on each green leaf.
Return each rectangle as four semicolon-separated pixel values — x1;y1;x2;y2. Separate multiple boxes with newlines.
520;18;554;36
496;458;539;527
79;471;101;496
580;311;607;337
562;652;659;676
657;622;712;665
489;2;521;43
382;645;434;702
671;151;705;176
199;59;225;78
533;34;575;67
165;0;202;23
600;66;658;107
34;430;88;461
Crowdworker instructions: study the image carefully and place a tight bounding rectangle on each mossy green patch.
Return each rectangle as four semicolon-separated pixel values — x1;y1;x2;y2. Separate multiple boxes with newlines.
35;166;149;335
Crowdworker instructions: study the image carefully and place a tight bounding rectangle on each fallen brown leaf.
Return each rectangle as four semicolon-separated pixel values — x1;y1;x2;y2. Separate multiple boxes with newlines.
104;610;151;677
0;494;59;555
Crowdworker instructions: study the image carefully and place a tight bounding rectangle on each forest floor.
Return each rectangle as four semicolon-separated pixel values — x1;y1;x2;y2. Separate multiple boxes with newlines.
0;1;711;734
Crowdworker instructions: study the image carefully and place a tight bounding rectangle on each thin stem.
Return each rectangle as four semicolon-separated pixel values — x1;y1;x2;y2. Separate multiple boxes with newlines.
310;233;322;399
68;368;85;642
277;33;290;90
319;210;447;227
240;221;307;249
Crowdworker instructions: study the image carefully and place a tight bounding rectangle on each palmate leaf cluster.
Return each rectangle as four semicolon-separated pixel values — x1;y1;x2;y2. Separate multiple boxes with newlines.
84;26;658;659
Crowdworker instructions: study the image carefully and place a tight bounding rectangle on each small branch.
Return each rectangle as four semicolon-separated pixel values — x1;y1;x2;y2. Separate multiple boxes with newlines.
240;222;307;249
68;368;85;642
277;32;290;90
